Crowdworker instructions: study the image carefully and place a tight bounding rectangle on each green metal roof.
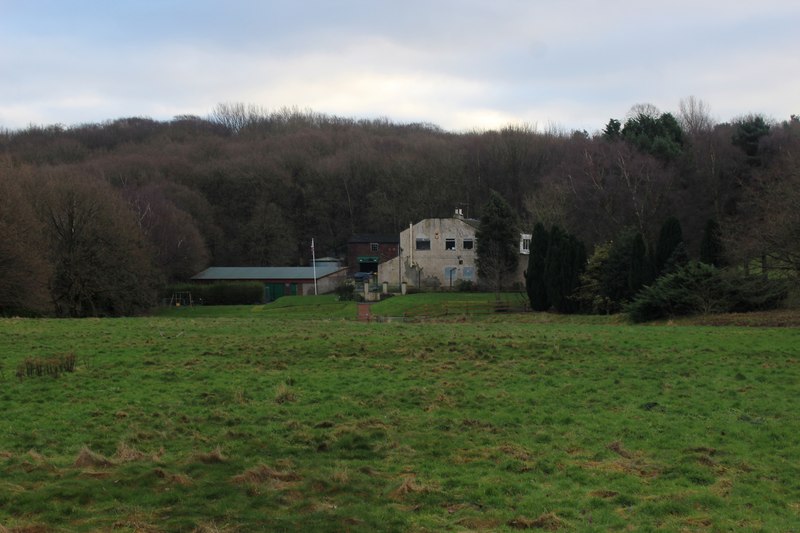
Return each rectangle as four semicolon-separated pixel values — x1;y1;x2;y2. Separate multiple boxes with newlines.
191;265;345;281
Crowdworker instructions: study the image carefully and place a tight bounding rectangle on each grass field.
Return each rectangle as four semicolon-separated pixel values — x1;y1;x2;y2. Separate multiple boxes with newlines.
1;296;799;531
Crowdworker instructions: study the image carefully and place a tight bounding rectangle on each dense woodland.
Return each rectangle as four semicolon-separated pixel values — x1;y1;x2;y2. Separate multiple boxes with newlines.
1;99;798;316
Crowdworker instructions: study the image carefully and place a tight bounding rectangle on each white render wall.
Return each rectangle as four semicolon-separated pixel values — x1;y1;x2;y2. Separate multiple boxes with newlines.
378;217;478;288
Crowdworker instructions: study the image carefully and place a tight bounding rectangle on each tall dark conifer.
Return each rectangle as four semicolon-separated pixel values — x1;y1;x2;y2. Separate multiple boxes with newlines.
525;222;550;311
544;226;586;313
655;216;684;276
476;191;519;292
700;219;725;267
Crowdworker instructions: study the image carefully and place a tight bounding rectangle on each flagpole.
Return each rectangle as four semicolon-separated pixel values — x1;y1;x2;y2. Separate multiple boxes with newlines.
311;238;318;295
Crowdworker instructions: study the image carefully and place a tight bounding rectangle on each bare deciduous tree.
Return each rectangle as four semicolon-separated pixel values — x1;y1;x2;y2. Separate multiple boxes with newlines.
678;96;714;136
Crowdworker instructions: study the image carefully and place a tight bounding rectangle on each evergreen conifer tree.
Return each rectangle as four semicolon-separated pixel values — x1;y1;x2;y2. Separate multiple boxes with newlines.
476;191;519;292
655;216;684;276
525;222;550;311
699;219;725;267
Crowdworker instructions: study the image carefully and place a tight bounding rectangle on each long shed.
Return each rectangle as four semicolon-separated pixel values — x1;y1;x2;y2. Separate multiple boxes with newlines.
191;265;347;300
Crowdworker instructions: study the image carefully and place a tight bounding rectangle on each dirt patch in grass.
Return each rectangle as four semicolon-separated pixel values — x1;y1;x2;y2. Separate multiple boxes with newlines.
507;512;565;530
74;446;114;468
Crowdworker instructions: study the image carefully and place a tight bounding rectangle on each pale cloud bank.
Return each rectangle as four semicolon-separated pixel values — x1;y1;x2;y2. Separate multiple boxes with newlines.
1;0;798;132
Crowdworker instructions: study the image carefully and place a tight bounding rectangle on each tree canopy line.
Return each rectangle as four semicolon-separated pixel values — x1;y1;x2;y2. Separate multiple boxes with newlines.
0;99;798;317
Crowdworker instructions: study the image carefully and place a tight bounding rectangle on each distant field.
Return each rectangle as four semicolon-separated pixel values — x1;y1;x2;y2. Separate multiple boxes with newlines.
1;300;799;531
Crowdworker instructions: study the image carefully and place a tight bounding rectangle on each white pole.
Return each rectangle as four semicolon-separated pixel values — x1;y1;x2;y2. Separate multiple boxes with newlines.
311;238;318;295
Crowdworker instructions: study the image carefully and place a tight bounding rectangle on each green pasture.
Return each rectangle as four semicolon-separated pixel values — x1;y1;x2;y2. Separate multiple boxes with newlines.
1;299;799;531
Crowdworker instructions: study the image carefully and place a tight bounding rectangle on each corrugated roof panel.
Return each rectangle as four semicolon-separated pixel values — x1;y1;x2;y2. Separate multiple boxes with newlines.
191;265;344;281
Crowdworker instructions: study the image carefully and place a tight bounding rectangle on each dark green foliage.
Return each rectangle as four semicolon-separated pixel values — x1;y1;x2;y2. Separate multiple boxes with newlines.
525;222;549;311
626;262;788;322
602;118;622;140
726;274;789;312
699;219;725;267
589;230;651;313
334;281;356;301
622;112;684;161
655;216;684;276
627;262;726;322
732;115;771;166
543;226;586;313
167;282;264;305
576;242;613;314
476;191;519;291
662;241;690;275
456;279;477;292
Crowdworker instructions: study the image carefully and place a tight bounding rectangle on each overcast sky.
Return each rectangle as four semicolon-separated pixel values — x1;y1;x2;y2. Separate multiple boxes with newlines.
1;0;798;133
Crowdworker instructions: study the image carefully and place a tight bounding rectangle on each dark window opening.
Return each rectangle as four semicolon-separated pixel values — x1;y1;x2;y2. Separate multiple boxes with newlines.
416;238;431;251
463;239;474;250
445;238;456;250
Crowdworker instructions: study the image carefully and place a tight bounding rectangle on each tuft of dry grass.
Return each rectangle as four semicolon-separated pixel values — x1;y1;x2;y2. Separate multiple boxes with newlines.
73;446;114;468
607;441;633;459
507;512;565;530
112;508;162;533
114;442;164;463
589;489;619;499
192;521;239;533
273;383;297;404
192;446;226;464
230;464;300;485
154;468;193;486
389;474;435;500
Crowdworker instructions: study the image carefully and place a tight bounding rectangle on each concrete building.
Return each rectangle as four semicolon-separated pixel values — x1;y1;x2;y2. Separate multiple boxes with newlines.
379;209;479;289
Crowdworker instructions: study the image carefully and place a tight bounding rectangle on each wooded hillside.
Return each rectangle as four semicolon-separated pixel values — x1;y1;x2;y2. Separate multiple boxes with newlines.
1;101;798;315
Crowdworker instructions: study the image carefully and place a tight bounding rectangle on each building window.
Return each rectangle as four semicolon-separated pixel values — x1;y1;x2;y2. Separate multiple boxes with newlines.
520;233;531;254
463;239;474;250
416;238;431;251
445;238;456;250
370;242;379;252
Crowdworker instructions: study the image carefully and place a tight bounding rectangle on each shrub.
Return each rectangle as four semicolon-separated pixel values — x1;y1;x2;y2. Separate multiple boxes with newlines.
164;282;264;305
626;262;788;323
334;281;356;301
455;280;477;292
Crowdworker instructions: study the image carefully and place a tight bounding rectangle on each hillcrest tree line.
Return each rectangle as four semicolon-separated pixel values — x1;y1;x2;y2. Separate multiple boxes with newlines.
1;101;797;317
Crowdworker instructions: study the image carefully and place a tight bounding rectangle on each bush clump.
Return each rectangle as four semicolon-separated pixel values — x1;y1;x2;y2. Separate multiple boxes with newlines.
165;282;264;305
626;262;788;323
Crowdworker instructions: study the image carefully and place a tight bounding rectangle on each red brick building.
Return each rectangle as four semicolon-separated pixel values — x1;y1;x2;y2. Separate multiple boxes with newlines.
347;234;400;275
